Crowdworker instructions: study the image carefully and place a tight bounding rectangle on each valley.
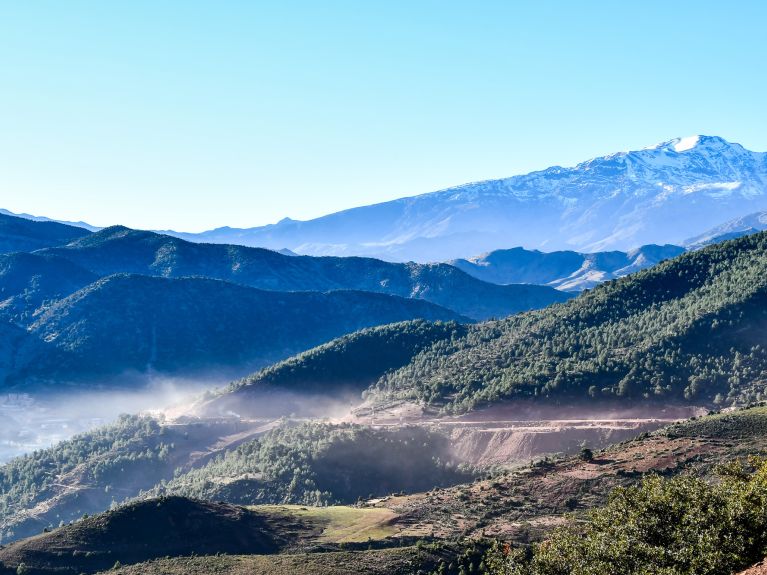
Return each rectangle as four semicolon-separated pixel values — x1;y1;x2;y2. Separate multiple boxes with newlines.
0;398;704;545
2;140;767;575
4;3;767;572
3;403;767;575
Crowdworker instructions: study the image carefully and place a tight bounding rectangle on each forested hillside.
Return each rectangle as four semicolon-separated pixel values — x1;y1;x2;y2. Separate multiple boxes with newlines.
2;275;463;386
0;417;470;544
0;251;97;324
366;232;767;412
146;423;473;506
0;415;181;543
204;320;468;417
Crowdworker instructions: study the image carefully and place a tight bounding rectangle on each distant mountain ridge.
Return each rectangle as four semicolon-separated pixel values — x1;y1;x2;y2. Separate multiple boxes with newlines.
166;135;767;261
0;212;90;254
0;214;571;388
0;208;99;232
35;225;569;320
684;210;767;249
450;244;686;291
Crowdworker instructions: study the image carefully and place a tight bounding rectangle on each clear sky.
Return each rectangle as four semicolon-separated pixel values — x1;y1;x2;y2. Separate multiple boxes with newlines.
1;1;765;232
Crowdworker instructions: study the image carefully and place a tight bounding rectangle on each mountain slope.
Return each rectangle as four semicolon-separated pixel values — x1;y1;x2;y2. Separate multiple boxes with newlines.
144;423;471;506
685;209;767;249
202;319;468;417
0;212;90;255
0;252;97;323
367;231;767;412
169;136;767;261
449;244;685;291
0;497;312;574
3;274;463;386
39;226;569;320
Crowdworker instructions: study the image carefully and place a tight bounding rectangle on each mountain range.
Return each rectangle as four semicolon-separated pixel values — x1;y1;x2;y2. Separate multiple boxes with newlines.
449;243;685;291
164;135;767;262
3;174;767;575
0;212;90;255
34;225;569;321
0;215;571;387
204;230;767;417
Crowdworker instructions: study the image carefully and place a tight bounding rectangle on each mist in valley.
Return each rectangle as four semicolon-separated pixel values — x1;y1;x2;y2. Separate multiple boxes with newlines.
0;378;219;463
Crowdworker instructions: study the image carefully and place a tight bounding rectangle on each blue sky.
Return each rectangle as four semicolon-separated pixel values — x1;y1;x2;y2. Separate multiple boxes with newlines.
1;1;765;231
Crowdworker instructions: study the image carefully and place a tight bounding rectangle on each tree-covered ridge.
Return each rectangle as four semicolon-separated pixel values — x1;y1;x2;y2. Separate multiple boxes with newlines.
485;457;767;575
232;320;467;393
0;415;178;542
148;423;473;506
3;274;464;386
370;232;767;412
0;251;97;324
205;320;468;415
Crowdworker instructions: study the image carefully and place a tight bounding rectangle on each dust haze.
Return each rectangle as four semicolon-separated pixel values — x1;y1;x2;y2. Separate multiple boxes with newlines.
0;378;216;463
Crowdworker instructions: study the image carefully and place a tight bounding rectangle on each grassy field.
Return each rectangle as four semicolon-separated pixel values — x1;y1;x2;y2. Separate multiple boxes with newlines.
253;504;399;543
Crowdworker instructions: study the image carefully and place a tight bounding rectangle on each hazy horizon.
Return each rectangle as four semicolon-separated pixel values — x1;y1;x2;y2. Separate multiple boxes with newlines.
2;1;766;232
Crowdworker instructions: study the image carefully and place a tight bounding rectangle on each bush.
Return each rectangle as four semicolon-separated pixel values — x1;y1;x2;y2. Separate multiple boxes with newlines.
485;457;767;575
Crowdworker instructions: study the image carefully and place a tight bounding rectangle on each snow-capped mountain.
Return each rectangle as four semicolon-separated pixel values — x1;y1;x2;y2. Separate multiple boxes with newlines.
169;135;767;262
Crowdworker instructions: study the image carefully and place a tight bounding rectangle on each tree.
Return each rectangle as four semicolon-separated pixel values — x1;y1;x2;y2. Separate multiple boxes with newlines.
579;446;594;462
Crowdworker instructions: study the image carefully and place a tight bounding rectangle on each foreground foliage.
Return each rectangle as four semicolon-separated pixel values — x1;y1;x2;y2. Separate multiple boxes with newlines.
485;457;767;575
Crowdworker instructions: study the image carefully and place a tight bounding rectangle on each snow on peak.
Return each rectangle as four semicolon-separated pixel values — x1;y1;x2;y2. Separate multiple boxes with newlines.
646;135;739;154
672;135;701;152
645;135;703;153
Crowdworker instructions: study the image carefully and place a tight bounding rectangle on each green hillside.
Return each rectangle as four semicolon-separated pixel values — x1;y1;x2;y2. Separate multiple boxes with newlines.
0;496;314;574
484;442;767;575
146;422;473;506
2;274;463;386
367;232;767;412
203;319;468;417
